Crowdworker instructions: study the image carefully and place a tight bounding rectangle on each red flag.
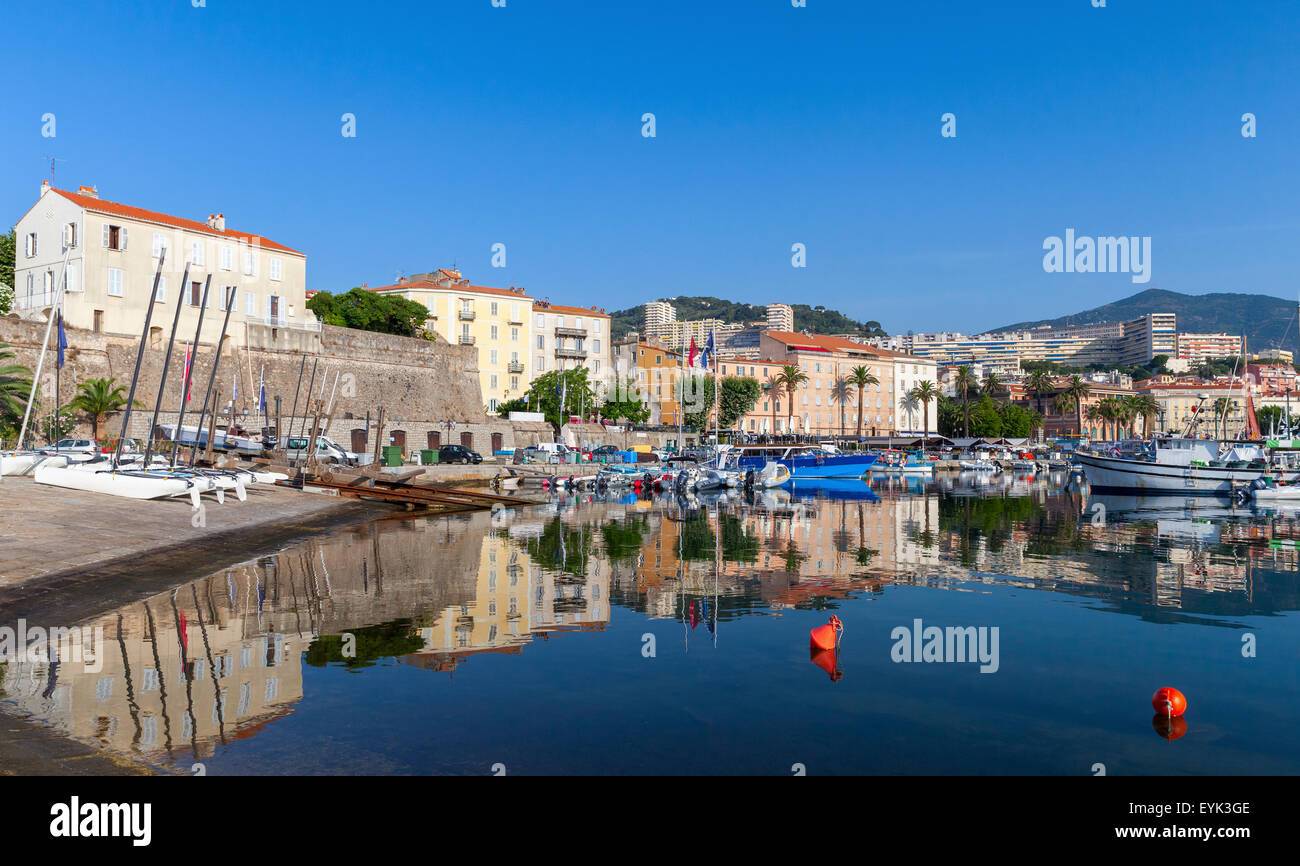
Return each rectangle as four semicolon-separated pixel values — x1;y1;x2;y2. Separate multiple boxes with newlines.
182;343;193;403
688;338;698;368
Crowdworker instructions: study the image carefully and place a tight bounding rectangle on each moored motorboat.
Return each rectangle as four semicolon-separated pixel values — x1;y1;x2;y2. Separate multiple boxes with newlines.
732;444;878;479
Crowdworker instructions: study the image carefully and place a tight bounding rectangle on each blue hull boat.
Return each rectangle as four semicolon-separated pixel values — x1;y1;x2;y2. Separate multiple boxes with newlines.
732;447;878;479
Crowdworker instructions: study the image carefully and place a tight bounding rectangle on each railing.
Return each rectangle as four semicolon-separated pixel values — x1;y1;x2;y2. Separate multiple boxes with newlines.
459;334;476;345
458;309;476;321
508;361;525;373
555;326;588;339
263;316;322;332
556;346;588;359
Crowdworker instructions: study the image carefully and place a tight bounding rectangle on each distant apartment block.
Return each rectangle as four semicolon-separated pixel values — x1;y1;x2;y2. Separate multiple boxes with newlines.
13;181;309;346
765;303;794;333
1176;332;1244;363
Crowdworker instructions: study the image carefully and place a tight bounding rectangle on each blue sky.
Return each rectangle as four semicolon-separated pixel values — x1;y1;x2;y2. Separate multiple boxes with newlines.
5;0;1297;334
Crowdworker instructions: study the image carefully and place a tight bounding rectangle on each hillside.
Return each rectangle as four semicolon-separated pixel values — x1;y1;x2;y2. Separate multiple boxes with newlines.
994;289;1299;355
609;296;885;341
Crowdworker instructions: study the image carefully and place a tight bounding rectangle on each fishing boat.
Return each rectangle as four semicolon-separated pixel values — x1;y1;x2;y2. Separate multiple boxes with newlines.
870;449;934;475
1075;438;1298;494
732;444;878;479
958;459;999;472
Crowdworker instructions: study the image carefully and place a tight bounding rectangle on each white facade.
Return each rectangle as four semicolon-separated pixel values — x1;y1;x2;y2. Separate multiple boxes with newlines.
891;354;940;434
13;182;309;347
532;303;612;399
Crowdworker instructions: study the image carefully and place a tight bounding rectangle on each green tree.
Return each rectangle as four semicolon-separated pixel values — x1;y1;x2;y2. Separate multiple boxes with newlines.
1026;369;1055;416
953;365;979;437
909;381;939;437
968;394;1003;437
306;288;433;339
831;378;854;437
684;375;761;432
0;227;15;313
69;377;136;441
774;365;809;435
1257;404;1285;436
1058;375;1091;439
601;377;652;426
847;366;878;439
0;341;33;443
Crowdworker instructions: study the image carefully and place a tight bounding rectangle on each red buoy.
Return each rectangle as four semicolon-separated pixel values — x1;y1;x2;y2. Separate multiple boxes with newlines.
1152;687;1187;717
810;647;843;682
1152;714;1187;741
810;615;842;651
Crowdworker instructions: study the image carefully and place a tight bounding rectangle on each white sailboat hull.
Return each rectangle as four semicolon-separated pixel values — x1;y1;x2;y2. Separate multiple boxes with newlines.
34;465;199;500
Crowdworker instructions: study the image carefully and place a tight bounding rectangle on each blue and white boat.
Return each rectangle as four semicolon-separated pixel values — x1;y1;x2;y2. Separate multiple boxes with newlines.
731;445;878;479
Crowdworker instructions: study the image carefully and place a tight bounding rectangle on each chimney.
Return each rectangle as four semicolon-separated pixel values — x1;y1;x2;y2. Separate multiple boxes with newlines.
207;214;217;228
361;282;368;289
214;213;226;231
77;184;98;199
41;179;51;196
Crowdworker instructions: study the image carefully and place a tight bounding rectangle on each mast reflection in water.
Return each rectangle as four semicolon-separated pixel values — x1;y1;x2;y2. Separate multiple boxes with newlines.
4;471;1300;775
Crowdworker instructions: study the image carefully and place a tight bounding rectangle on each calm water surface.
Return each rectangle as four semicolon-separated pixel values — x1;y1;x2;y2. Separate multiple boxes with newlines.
5;470;1299;775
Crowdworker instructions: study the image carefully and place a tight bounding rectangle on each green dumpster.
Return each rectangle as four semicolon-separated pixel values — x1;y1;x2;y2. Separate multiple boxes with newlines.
382;445;404;467
420;449;439;465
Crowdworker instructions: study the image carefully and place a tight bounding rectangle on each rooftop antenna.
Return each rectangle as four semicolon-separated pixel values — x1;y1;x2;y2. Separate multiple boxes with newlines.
43;156;66;187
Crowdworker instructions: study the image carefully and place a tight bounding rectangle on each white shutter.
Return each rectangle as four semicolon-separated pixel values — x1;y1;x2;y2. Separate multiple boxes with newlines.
156;276;166;303
246;292;256;315
102;224;109;248
121;227;128;251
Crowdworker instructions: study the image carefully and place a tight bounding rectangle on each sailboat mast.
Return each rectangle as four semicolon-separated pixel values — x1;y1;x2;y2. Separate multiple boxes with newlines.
188;282;237;466
143;263;192;466
16;244;73;449
169;275;211;465
113;250;169;468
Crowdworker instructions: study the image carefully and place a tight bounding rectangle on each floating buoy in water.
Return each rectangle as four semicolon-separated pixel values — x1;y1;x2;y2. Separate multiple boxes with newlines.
810;615;842;651
1152;687;1187;717
809;647;843;682
1152;713;1188;741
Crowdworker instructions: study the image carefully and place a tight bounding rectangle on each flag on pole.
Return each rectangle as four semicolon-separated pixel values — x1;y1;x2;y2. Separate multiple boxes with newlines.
702;332;715;369
688;337;699;368
182;343;193;403
258;367;267;415
56;313;67;369
232;371;238;404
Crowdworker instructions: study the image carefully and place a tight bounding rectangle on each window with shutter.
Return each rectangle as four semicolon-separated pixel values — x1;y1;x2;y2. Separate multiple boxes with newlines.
155;276;166;303
120;227;127;251
270;258;281;281
246;292;256;315
152;233;164;258
102;224;109;247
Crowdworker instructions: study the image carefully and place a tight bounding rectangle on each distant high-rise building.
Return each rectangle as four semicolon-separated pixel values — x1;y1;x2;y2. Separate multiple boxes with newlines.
643;301;676;339
766;303;794;333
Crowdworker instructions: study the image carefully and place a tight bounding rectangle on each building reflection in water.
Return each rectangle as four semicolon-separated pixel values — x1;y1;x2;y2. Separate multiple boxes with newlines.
3;474;1298;764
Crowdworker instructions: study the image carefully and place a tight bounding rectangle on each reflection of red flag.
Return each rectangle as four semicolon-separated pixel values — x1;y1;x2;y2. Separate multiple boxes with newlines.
688;601;700;629
688;338;698;368
179;611;188;654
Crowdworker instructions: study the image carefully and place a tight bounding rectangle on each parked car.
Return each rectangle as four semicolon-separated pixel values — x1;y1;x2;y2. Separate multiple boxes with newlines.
592;445;621;457
283;436;359;465
438;444;482;465
40;438;98;455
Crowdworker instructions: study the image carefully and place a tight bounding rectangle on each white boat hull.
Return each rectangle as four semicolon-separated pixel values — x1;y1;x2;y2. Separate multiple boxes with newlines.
35;465;204;500
1076;453;1286;494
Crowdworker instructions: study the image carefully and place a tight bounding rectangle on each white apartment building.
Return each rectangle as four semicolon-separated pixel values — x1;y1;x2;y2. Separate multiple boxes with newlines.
532;301;612;397
765;303;794;333
12;181;308;346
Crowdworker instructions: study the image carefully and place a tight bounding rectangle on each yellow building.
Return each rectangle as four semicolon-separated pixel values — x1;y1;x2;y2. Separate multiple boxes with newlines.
367;270;533;411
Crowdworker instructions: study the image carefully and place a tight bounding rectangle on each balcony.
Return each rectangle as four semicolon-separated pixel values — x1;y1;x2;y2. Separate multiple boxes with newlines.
556;346;588;360
459;334;476;346
458;309;476;321
555;326;587;339
508;361;525;373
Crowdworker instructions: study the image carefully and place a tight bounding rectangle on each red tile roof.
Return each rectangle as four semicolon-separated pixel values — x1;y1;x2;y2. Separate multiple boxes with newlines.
50;187;303;256
366;279;533;300
533;301;610;317
764;330;884;356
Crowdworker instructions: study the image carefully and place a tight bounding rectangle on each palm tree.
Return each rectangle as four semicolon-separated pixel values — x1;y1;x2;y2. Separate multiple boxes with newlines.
983;371;1006;401
1059;375;1091;440
69;377;135;441
1085;402;1106;441
847;365;879;439
0;342;33;441
909;381;939;441
1127;393;1159;438
1026;406;1044;439
898;392;919;434
830;378;854;438
1026;369;1055;416
774;365;809;438
953;366;979;437
763;375;781;435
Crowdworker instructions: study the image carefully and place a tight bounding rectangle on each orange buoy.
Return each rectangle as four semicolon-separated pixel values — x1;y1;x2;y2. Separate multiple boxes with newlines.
1152;713;1188;741
810;615;842;651
809;647;843;682
1152;687;1187;717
